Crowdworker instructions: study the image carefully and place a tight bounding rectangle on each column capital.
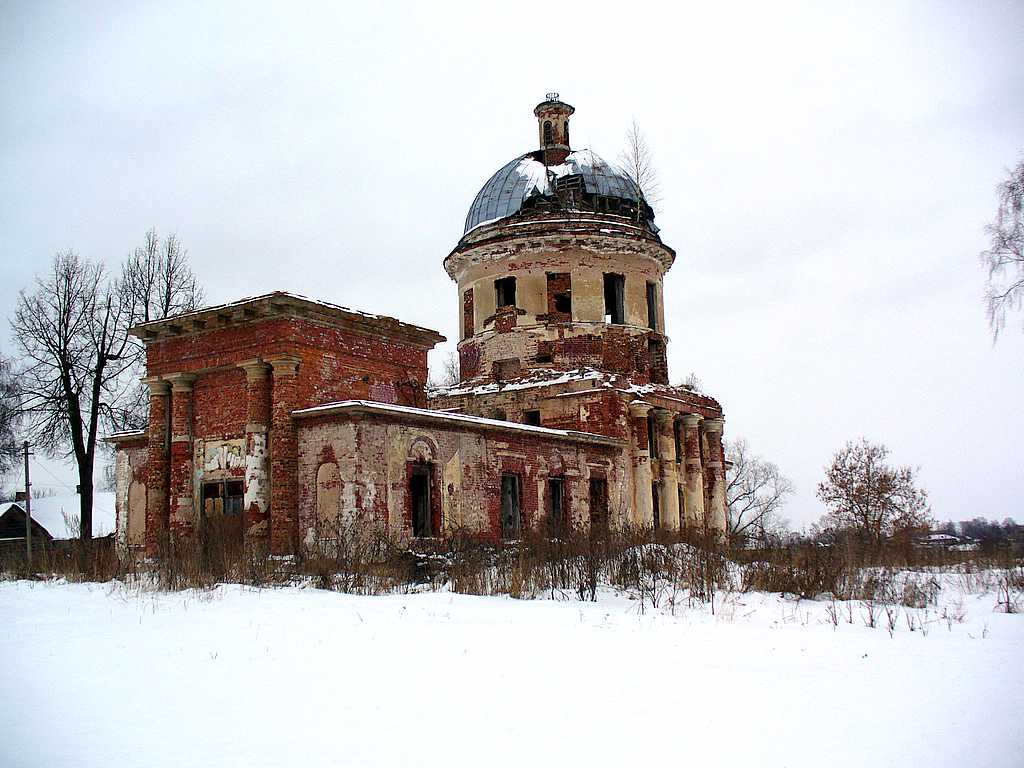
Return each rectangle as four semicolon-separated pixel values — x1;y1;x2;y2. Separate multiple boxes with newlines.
628;399;653;417
142;376;171;395
681;413;702;429
703;417;724;435
164;372;198;393
238;358;271;381
653;408;675;426
267;354;302;377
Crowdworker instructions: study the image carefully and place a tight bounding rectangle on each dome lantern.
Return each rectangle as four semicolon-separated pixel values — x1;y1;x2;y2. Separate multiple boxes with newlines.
534;92;574;164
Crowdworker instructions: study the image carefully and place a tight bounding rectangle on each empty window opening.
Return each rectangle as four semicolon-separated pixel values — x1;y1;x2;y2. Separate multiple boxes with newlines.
652;482;661;529
678;487;686;528
589;477;609;537
501;473;521;539
495;276;517;308
462;288;475;338
202;480;244;517
523;409;541;427
549;477;565;535
543;120;553;145
492;408;507;421
536;351;553;364
674;418;682;460
646;281;658;330
647;412;658;457
564;120;569;145
603;273;625;324
411;464;432;538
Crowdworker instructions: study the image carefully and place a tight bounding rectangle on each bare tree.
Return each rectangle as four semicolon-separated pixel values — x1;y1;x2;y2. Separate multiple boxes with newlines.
10;233;202;542
429;350;461;389
618;119;662;215
815;438;932;544
725;438;794;544
122;228;204;324
981;159;1024;340
11;252;135;542
117;228;204;428
0;351;19;476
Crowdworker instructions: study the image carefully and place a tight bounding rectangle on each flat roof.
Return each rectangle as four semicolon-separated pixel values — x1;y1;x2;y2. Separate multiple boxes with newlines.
129;291;445;348
293;399;624;448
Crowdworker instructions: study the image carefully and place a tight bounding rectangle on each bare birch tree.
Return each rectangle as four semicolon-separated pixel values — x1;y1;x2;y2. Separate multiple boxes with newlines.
618;119;662;216
725;438;794;544
10;231;202;541
981;159;1024;340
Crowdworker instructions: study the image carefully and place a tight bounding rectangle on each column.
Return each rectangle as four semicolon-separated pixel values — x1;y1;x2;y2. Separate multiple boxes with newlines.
268;354;302;554
238;359;272;543
165;373;197;539
628;400;653;528
681;413;705;529
703;418;727;533
654;410;680;531
143;377;170;556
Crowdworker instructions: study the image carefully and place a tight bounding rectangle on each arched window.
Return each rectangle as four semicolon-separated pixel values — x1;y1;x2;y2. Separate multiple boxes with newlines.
543;120;553;145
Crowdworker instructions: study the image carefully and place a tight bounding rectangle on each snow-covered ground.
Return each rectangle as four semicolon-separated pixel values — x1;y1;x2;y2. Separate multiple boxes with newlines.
1;575;1021;768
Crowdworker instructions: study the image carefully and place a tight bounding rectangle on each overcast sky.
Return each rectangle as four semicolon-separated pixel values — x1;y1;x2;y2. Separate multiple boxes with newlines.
2;1;1022;527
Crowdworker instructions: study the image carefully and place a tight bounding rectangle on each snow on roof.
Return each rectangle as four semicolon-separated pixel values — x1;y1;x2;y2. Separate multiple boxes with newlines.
292;399;623;446
1;493;116;540
433;367;609;398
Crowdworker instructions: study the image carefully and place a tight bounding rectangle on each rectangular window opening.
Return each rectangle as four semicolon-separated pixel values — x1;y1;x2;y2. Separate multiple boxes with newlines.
603;273;625;324
495;276;517;308
523;409;541;427
646;281;658;330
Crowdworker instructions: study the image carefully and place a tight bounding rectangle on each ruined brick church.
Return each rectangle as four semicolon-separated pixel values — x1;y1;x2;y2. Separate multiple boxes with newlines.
108;95;727;555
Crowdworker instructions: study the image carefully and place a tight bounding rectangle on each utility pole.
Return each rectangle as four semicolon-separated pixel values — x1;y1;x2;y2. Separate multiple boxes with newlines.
23;441;32;570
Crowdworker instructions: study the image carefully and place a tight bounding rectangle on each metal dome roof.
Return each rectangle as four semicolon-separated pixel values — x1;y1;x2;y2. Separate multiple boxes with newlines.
463;149;643;234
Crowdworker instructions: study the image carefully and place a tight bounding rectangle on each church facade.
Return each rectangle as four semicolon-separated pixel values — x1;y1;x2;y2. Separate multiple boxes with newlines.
107;95;727;556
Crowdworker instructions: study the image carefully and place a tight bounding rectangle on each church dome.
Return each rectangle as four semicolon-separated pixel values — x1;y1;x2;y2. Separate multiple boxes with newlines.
463;148;649;234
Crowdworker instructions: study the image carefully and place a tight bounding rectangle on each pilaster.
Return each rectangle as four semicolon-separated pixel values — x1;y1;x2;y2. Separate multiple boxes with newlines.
143;377;170;556
268;354;301;554
628;400;654;528
239;359;272;543
165;373;197;538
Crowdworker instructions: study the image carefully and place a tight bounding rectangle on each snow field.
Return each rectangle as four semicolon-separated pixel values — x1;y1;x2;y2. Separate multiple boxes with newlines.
1;575;1021;768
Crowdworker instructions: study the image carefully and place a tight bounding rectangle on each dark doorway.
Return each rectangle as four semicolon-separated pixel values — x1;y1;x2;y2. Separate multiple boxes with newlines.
500;473;521;539
411;464;432;537
548;476;565;535
652;482;661;530
201;479;245;562
589;477;608;536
